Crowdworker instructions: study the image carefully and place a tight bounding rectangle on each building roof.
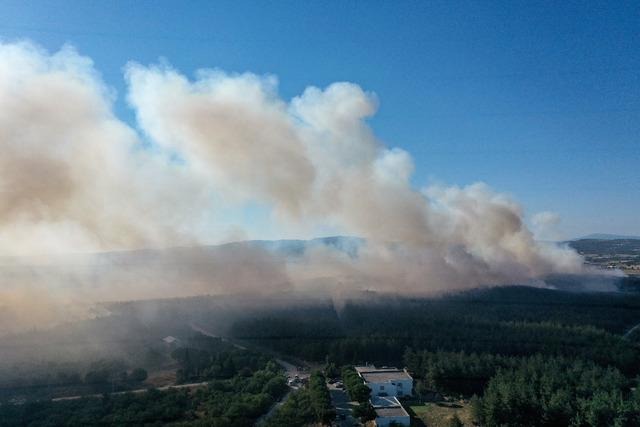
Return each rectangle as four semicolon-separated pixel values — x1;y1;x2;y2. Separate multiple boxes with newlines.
355;365;413;384
360;370;412;384
375;406;410;418
371;396;402;408
355;365;400;374
370;389;411;419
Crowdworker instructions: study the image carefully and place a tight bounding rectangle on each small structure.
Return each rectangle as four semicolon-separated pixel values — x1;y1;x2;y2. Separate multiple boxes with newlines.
371;396;410;427
355;365;413;397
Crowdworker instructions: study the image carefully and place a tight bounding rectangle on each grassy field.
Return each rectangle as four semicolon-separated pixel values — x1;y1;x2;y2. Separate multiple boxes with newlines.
409;401;474;427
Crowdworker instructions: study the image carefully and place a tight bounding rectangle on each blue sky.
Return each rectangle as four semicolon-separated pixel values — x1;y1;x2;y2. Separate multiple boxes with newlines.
0;0;638;238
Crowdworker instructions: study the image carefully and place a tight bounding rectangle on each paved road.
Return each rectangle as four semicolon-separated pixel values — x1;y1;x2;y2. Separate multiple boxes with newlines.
276;358;309;382
328;382;358;427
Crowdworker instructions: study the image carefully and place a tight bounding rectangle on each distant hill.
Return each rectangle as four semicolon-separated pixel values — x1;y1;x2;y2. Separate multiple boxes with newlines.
567;238;640;276
578;233;640;240
238;235;363;258
568;238;640;255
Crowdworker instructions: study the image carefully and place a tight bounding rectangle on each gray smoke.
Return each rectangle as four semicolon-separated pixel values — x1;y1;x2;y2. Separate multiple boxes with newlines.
0;41;587;334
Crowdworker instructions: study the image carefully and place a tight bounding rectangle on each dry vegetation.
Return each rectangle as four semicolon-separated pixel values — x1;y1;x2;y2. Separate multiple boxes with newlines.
409;400;474;427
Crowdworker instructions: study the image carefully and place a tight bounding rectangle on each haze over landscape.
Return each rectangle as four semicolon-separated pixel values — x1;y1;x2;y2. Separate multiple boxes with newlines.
0;2;638;426
0;37;599;334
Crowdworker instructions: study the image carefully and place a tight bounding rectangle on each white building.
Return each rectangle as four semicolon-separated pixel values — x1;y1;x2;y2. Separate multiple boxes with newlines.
355;366;413;397
371;396;410;427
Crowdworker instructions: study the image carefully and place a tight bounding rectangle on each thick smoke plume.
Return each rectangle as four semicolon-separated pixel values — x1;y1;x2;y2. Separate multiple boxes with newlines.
0;41;586;334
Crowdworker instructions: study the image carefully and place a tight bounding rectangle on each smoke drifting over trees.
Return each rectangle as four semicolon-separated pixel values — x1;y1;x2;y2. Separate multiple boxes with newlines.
0;41;587;334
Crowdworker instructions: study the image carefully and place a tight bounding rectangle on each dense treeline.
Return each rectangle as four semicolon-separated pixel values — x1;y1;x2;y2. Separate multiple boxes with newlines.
264;389;312;427
172;347;271;383
233;286;640;335
186;362;287;426
232;288;640;374
405;349;640;426
265;371;334;427
404;349;523;396
341;366;370;403
308;372;335;424
477;357;640;426
246;324;635;374
164;339;289;425
169;332;274;383
341;367;376;422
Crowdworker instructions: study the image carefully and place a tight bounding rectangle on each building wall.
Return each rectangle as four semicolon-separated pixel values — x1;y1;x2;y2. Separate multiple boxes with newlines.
395;379;413;396
375;414;410;427
367;379;413;397
369;382;393;396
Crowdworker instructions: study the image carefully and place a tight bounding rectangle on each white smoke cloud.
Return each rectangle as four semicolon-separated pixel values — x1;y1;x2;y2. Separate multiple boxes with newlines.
0;41;211;257
0;41;587;333
532;211;563;241
125;65;315;218
125;62;582;280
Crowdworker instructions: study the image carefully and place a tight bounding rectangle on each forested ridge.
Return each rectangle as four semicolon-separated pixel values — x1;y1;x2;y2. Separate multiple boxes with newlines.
231;287;640;372
4;286;640;425
231;286;640;426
